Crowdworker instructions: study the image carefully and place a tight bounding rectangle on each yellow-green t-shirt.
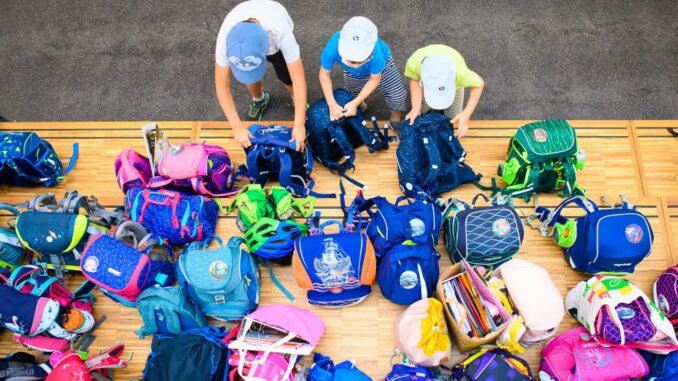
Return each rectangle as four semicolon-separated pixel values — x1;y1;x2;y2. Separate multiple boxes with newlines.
404;44;483;89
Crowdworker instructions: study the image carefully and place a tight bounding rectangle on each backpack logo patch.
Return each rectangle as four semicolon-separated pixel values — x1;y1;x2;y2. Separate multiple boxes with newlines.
409;218;425;237
399;271;419;290
658;295;670;315
532;128;548;143
624;224;643;244
209;260;229;281
492;218;511;238
83;257;99;273
313;238;359;294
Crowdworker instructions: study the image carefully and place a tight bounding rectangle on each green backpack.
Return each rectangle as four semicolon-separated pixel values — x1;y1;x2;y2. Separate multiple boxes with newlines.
496;119;585;201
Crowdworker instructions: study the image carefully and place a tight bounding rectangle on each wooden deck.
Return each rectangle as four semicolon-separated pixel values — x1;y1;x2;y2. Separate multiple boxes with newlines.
1;120;676;380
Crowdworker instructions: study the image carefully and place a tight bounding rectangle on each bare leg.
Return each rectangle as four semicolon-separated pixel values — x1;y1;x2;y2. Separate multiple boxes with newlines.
283;84;294;97
246;81;264;100
390;110;401;122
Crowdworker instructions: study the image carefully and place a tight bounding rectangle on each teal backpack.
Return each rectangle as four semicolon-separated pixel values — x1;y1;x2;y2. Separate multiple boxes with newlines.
135;285;207;339
177;236;260;321
493;119;585;201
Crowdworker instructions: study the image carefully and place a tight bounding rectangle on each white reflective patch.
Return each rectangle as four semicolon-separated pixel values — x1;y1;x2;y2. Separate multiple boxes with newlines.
107;268;121;277
431;165;438;169
423;138;429;144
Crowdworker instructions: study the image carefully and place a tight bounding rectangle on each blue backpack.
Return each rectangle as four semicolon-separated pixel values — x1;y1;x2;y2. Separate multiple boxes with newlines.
306;88;390;189
534;195;653;274
349;194;442;257
347;194;442;305
177;236;260;321
126;187;219;246
243;124;319;197
443;194;524;267
0;132;78;187
308;352;373;381
142;326;231;381
135;285;207;339
396;113;481;197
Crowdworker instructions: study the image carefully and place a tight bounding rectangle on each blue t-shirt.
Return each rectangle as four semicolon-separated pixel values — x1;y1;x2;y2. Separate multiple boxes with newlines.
320;32;392;78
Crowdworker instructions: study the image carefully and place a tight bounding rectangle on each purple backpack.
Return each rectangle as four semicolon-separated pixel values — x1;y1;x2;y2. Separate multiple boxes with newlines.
115;143;238;197
654;265;678;328
81;222;175;306
125;187;219;246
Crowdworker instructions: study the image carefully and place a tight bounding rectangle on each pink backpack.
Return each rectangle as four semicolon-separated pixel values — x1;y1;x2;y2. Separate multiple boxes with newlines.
115;142;238;197
539;327;649;381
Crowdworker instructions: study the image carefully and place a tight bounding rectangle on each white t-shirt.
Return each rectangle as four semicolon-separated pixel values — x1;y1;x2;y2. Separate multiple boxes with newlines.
215;0;300;67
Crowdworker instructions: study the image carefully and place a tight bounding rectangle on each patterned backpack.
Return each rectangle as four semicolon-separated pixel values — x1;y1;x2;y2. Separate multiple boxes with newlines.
126;187;220;246
0;131;78;187
452;348;533;380
135;285;207;339
306;88;390;189
80;222;176;306
654;265;678;328
566;275;678;354
177;237;260;321
495;119;585;201
293;212;377;307
443;194;524;267
0;204;26;271
396;112;481;197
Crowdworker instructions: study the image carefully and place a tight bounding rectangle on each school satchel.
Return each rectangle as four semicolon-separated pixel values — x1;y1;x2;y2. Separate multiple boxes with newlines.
242;124;318;197
654;264;678;328
534;195;653;274
0;204;26;271
396;112;481;197
443;194;524;267
177;236;260;321
135;285;208;339
496;119;585;200
0;131;78;187
81;221;175;306
394;298;451;367
126;187;220;246
488;259;564;353
293;212;376;307
566;275;678;354
436;261;512;353
452;348;534;381
539;327;649;381
305;88;390;188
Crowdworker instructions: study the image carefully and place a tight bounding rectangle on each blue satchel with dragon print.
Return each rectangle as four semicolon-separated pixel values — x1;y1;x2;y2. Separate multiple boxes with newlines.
443;194;524;267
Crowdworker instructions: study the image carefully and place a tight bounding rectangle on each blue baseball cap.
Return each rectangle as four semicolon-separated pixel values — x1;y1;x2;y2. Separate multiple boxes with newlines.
226;22;269;84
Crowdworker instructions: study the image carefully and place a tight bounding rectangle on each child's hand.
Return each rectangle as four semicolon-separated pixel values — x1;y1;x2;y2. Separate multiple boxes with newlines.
405;108;420;125
342;101;358;117
290;123;306;152
233;124;254;149
452;111;471;138
329;102;345;121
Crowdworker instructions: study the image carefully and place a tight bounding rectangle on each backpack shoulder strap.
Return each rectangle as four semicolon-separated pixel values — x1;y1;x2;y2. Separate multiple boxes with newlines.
535;196;598;234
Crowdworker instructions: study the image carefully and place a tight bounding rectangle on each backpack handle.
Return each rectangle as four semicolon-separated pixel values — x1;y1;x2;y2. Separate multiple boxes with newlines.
471;193;491;206
535;196;598;235
0;203;20;216
394;196;413;206
318;220;346;235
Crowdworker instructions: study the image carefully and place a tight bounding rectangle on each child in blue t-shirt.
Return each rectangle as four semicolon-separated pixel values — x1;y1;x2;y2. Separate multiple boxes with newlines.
318;16;407;129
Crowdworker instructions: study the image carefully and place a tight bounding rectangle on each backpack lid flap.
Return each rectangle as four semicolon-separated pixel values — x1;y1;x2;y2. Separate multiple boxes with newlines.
498;259;564;330
16;212;88;254
157;143;208;179
517;119;577;162
180;244;240;293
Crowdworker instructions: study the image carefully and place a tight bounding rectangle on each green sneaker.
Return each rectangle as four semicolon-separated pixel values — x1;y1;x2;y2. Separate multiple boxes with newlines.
247;91;270;121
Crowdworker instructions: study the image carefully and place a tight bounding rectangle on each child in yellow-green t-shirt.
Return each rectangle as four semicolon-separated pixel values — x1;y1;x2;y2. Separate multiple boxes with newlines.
403;44;485;138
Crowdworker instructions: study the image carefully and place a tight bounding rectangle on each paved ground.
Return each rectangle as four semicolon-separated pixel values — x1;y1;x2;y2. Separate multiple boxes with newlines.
0;0;676;121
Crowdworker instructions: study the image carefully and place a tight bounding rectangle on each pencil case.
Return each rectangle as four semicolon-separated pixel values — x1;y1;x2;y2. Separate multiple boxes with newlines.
436;260;511;353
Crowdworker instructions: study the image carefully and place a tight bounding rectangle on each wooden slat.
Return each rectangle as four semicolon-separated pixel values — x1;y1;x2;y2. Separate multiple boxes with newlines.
631;120;678;196
0;121;674;380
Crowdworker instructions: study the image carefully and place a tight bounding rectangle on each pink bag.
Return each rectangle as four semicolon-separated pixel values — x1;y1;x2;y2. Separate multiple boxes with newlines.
539;327;649;381
115;148;153;193
150;142;238;197
228;304;325;381
394;298;451;367
228;351;294;381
